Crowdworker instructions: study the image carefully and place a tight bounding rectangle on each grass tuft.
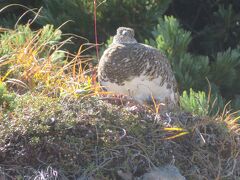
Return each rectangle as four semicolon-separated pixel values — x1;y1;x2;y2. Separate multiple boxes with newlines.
0;23;101;97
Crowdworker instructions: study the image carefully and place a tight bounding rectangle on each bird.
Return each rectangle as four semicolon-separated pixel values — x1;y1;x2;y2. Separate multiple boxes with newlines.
98;27;179;110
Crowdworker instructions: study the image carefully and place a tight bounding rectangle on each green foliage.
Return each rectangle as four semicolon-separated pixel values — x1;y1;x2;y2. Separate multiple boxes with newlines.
0;82;16;112
0;22;102;101
7;94;61;135
175;54;210;91
0;25;32;57
209;47;240;97
0;24;61;57
0;24;63;68
0;94;146;175
97;0;172;40
37;0;93;38
194;4;240;55
36;0;171;45
148;16;240;110
180;88;209;116
146;16;192;60
0;24;65;81
0;13;18;28
146;16;210;91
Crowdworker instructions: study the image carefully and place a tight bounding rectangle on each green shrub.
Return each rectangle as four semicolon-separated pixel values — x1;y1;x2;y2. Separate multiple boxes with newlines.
146;16;209;91
146;16;192;60
0;24;64;77
209;47;240;99
147;16;240;111
180;88;209;116
0;13;18;28
192;4;240;55
0;94;61;141
0;82;16;112
36;0;171;45
0;24;62;57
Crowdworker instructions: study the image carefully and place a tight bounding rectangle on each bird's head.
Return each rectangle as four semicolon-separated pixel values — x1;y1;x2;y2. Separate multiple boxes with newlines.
113;27;137;44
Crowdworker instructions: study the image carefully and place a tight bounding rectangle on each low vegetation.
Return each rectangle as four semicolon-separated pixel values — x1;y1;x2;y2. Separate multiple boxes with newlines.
0;8;239;180
1;91;240;179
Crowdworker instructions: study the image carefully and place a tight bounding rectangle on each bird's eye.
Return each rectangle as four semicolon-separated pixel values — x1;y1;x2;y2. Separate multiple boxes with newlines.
122;30;128;36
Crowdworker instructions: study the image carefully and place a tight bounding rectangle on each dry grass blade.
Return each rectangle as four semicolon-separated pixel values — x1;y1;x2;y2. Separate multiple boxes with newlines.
0;20;103;96
162;127;189;140
0;4;38;14
220;108;240;134
163;131;189;140
6;78;29;90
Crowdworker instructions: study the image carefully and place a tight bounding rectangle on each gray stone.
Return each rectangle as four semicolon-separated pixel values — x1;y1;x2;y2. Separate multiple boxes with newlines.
142;165;186;180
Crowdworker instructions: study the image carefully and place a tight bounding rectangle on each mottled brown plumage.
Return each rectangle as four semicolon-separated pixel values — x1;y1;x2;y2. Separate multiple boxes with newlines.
98;27;179;109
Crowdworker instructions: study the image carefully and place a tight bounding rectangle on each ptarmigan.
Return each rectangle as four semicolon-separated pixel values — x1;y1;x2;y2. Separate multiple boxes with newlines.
98;27;179;109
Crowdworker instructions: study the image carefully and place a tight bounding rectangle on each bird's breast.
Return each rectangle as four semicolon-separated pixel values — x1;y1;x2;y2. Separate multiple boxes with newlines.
101;74;176;104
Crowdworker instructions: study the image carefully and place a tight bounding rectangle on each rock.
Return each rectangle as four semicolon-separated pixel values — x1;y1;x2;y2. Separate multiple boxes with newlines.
118;165;185;180
142;165;185;180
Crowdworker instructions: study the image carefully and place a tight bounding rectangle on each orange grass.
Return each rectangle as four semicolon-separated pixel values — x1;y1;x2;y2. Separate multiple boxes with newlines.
218;102;240;134
0;24;102;97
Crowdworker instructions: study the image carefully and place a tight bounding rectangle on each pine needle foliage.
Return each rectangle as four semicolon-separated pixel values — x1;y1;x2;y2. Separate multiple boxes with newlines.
147;16;192;59
180;88;209;116
35;0;172;44
37;0;93;39
147;15;240;110
209;47;240;97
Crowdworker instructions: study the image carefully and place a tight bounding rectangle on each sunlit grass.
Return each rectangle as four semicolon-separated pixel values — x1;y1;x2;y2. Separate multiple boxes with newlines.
217;102;240;134
0;23;102;97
